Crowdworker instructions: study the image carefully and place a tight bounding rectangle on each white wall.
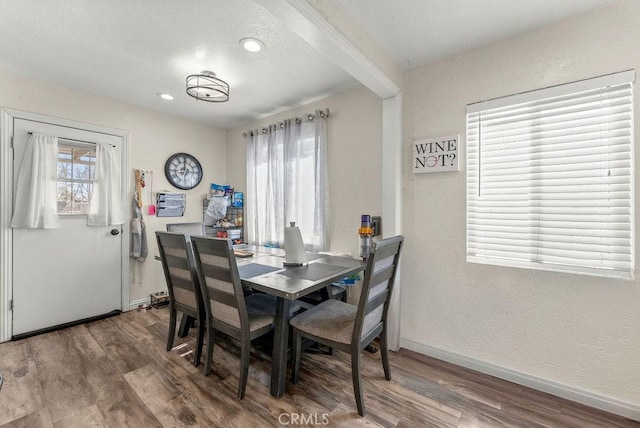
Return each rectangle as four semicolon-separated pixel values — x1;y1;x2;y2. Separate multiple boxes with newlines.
227;85;382;257
0;71;227;303
401;0;640;414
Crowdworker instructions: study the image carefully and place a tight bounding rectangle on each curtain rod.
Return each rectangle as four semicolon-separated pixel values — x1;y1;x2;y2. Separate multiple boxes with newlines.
28;132;115;147
242;108;330;138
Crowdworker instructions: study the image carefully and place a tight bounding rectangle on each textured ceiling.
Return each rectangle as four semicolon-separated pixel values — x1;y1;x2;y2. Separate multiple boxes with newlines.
333;0;616;70
0;0;358;129
0;0;618;129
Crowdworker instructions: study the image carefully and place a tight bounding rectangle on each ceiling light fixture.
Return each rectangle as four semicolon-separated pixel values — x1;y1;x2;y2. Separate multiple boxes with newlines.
157;92;174;100
185;70;229;102
240;37;265;53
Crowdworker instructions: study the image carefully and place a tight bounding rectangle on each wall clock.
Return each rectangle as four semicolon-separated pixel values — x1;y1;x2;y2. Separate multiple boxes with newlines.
164;152;203;190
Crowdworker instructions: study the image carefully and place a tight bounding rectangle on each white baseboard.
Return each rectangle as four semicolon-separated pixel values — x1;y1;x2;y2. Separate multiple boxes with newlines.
127;297;151;311
399;338;640;422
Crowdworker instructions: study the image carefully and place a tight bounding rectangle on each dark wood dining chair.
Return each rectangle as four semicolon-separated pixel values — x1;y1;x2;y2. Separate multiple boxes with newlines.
290;235;404;416
190;236;298;399
166;222;207;336
155;231;206;367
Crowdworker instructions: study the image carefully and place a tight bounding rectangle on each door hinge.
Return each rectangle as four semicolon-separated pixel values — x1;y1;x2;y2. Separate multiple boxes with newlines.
9;299;13;311
10;136;15;148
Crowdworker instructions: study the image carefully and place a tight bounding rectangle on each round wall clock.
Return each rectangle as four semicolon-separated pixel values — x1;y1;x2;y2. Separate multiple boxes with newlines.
164;152;203;190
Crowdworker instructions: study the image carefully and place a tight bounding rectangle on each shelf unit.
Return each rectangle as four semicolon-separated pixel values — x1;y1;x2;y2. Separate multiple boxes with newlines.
203;199;244;244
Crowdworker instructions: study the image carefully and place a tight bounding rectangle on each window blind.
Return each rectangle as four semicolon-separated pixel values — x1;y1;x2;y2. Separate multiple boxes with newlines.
466;71;635;279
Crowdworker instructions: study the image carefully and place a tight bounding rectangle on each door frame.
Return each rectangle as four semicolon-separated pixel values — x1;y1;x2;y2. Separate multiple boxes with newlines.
0;108;130;342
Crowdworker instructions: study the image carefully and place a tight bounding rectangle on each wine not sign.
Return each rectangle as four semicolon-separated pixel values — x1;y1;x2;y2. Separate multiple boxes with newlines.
413;134;459;173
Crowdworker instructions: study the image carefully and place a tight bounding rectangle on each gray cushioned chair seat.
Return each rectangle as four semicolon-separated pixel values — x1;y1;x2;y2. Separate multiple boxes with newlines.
210;297;276;332
245;303;276;332
289;299;357;345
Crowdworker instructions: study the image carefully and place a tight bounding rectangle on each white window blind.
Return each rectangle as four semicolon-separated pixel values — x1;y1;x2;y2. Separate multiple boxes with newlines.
466;70;635;279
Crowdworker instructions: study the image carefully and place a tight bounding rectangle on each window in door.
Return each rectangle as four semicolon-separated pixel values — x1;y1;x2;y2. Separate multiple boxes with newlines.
56;143;96;215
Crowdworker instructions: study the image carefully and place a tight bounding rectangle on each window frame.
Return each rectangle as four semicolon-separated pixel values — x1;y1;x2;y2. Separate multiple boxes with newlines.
56;141;96;216
466;70;635;279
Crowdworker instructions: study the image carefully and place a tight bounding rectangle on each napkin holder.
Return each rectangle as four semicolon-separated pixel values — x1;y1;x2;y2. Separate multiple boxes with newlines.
284;222;307;267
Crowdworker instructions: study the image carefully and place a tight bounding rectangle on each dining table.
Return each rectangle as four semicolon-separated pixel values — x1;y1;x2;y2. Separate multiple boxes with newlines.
235;246;366;398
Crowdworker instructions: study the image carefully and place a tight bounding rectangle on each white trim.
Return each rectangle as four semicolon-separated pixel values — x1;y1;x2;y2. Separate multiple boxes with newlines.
400;338;640;422
118;133;131;313
468;256;634;281
254;0;400;99
0;108;130;342
128;296;151;311
0;110;13;342
382;94;403;351
467;69;635;113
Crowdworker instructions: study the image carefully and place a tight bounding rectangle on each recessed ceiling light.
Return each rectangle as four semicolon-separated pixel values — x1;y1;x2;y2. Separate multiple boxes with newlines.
195;46;207;60
240;37;265;53
157;93;174;101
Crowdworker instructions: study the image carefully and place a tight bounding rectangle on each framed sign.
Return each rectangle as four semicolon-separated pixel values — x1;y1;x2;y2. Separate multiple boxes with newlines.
413;134;459;173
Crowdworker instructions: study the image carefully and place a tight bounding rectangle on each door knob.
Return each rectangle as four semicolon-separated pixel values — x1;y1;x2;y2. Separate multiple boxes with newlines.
110;229;120;236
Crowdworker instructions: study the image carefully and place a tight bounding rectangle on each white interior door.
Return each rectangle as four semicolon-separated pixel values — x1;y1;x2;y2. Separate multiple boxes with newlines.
11;118;124;337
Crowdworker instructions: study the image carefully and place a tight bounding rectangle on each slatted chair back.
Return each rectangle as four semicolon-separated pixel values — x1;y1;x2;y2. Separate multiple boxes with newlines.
166;222;206;237
190;236;249;336
156;232;203;313
190;235;281;399
353;235;404;346
156;231;206;365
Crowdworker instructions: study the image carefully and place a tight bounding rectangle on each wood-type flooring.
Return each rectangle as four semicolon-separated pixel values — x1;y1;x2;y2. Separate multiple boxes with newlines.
0;308;637;427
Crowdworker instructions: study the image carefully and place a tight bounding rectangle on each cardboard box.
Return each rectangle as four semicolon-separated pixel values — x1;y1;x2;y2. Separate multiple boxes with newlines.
150;291;169;308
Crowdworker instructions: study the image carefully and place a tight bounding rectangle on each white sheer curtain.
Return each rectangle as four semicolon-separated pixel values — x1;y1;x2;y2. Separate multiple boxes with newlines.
11;133;59;229
246;109;329;252
88;142;124;226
